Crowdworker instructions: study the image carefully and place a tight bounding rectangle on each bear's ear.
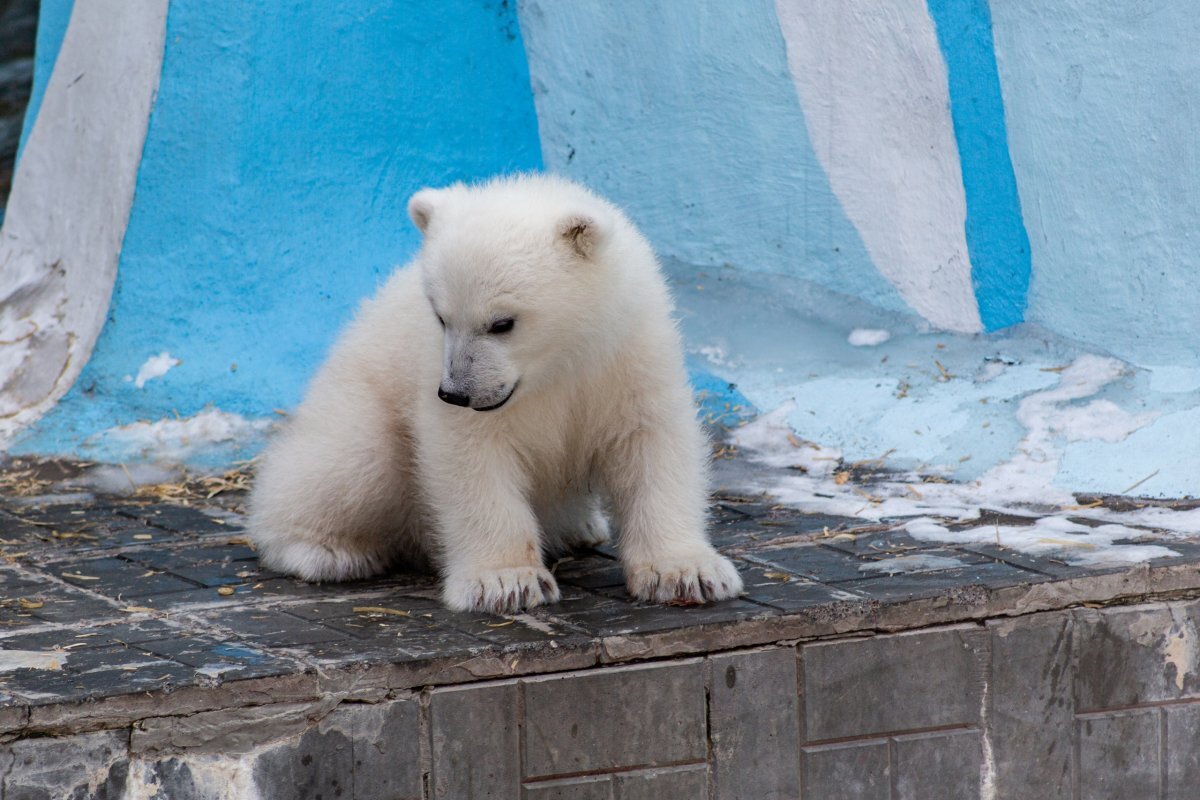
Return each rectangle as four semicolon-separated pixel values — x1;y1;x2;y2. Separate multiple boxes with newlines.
408;189;438;235
557;213;603;259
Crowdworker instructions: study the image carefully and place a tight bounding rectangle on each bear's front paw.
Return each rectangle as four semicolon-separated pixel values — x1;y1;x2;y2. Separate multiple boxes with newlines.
442;566;562;614
626;549;743;606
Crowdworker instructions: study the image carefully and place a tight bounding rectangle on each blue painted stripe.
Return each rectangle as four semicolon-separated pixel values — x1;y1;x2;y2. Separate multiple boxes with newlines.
15;0;75;162
15;0;544;459
688;360;757;429
927;0;1031;331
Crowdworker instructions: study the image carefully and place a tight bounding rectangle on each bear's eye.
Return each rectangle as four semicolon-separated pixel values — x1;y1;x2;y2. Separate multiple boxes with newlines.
435;313;445;328
488;317;515;335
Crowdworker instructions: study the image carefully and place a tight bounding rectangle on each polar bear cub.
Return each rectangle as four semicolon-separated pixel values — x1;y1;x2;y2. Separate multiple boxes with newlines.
248;174;742;614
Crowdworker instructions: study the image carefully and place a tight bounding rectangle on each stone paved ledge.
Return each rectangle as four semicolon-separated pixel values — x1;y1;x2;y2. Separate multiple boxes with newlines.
1;459;1200;797
2;466;1198;735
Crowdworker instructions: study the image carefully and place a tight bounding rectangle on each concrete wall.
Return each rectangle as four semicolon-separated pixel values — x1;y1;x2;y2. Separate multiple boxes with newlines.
6;601;1200;799
1;1;1196;487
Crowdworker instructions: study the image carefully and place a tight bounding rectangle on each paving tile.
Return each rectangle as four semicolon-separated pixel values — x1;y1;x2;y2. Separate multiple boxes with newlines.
551;553;625;590
108;583;262;610
119;504;242;536
0;619;179;651
736;563;863;613
133;637;297;681
280;604;486;664
0;568;120;627
959;543;1116;579
523;661;706;779
42;557;201;599
552;587;773;637
197;607;351;648
423;606;588;647
817;526;930;556
834;561;1045;601
1;646;197;703
743;543;872;582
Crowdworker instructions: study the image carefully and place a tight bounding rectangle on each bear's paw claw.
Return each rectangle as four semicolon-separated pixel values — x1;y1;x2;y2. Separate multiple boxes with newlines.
626;550;743;606
443;565;561;614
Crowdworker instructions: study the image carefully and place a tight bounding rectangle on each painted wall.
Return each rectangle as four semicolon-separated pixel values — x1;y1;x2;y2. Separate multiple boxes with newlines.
1;1;1196;497
991;0;1200;368
3;0;543;463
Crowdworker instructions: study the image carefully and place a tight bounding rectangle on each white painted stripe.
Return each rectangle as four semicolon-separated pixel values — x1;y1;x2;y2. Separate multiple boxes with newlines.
0;0;168;442
774;0;982;333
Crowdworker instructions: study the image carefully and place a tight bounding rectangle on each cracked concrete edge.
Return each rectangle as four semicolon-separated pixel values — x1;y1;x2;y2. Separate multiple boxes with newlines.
4;560;1200;740
131;696;342;757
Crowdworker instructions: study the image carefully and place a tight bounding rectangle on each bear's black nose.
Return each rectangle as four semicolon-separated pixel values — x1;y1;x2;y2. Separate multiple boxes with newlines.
438;387;471;407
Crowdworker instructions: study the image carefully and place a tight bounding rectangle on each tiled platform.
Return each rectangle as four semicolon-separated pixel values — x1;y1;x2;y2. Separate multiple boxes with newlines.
2;465;1200;798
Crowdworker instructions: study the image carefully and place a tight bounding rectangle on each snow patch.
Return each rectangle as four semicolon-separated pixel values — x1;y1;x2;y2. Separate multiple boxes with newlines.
86;409;271;463
74;462;182;493
718;355;1195;563
903;516;1179;566
730;401;842;477
133;351;181;388
848;328;891;347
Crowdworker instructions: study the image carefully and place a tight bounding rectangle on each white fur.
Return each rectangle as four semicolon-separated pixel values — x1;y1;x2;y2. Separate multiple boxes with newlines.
248;175;741;614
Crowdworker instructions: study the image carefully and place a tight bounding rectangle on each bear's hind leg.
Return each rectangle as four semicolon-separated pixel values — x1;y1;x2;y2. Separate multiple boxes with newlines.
249;403;421;582
540;491;611;554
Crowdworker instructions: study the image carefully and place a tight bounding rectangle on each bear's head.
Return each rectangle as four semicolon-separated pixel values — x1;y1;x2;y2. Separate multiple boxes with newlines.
409;175;635;412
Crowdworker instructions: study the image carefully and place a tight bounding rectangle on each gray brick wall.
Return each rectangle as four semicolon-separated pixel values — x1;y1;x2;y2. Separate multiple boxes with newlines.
4;599;1200;799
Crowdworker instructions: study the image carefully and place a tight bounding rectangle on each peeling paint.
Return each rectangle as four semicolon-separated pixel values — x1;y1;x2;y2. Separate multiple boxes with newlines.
1164;608;1198;692
132;352;180;390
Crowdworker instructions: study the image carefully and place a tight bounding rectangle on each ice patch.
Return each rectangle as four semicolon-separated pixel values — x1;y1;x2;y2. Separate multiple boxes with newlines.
195;663;246;680
86;409;271;464
858;554;967;574
848;328;891;347
133;351;180;389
